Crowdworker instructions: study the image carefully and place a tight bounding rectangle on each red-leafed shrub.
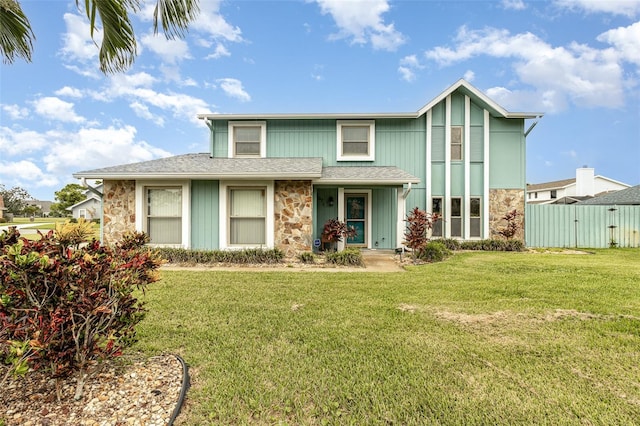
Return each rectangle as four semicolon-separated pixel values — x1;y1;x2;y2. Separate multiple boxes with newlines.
0;226;163;400
497;209;521;240
321;219;357;251
404;207;441;262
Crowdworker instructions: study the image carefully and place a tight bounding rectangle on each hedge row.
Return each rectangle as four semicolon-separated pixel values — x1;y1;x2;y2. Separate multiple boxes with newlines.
435;238;525;252
155;247;285;264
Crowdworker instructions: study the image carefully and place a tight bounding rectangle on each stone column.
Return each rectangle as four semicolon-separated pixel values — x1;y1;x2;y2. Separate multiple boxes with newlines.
489;188;525;240
103;180;136;245
274;181;313;257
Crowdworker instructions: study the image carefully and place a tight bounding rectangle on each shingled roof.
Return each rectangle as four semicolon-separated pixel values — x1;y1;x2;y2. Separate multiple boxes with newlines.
578;185;640;205
73;153;420;185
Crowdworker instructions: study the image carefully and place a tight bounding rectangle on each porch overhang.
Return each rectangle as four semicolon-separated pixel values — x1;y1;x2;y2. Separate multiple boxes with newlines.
315;166;420;186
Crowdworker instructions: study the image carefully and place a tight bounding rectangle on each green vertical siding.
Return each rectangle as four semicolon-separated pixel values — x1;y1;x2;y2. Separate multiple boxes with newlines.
432;126;445;161
315;187;338;241
432;101;445;126
431;163;445;194
470;164;484;195
191;180;219;249
371;188;398;249
470;126;484;162
489;117;525;188
450;93;465;125
450;164;464;196
526;204;640;248
470;102;484;125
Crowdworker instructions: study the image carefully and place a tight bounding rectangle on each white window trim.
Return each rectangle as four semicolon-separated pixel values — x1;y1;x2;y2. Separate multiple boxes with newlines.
219;180;274;250
469;197;482;239
78;209;86;219
336;120;375;161
135;180;191;248
228;121;267;158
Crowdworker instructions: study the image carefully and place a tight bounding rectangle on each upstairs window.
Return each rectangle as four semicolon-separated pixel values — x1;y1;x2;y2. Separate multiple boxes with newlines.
451;126;463;161
228;121;266;158
550;190;557;199
337;120;375;161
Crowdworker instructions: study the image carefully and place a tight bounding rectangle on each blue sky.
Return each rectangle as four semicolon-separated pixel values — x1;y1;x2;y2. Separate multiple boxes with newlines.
1;0;639;201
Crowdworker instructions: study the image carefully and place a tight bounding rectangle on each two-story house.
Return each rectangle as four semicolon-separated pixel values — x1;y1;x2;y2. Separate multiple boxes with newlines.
526;167;630;205
73;79;541;256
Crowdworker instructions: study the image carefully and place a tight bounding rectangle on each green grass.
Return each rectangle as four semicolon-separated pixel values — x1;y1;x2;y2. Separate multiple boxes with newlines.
135;249;640;425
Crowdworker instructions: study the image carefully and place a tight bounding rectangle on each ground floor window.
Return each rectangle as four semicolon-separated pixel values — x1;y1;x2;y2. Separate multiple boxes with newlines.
450;197;462;237
470;197;481;238
431;197;443;237
229;187;266;245
146;187;182;244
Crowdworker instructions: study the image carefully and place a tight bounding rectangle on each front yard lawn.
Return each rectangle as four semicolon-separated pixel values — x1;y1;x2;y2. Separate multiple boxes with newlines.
135;249;640;424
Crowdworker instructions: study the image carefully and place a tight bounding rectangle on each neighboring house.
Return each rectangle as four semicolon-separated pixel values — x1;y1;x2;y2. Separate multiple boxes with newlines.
577;184;640;205
67;185;103;219
0;195;5;220
27;200;53;217
526;167;630;205
73;79;542;256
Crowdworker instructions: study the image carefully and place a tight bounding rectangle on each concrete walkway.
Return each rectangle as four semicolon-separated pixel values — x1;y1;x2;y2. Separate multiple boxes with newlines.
0;223;55;235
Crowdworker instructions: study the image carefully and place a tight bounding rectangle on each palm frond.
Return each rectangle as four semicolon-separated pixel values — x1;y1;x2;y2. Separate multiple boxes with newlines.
154;0;199;39
0;0;35;64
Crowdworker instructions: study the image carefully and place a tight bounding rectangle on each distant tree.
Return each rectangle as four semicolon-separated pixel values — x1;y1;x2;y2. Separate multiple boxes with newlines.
0;0;200;74
50;183;85;217
0;184;32;215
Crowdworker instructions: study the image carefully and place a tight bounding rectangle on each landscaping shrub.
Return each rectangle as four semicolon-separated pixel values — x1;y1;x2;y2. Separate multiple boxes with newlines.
404;207;440;263
433;238;524;252
0;227;162;400
417;241;451;262
0;218;6;224
325;248;364;266
155;247;285;264
298;252;316;264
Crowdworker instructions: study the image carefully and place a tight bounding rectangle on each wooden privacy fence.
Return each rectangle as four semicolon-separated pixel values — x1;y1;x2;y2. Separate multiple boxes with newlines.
525;204;640;248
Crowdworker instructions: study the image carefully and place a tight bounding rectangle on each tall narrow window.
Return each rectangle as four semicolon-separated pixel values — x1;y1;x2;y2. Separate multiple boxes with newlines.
146;188;182;244
451;126;463;161
337;120;375;161
470;197;481;238
229;188;266;245
432;197;443;237
451;197;462;237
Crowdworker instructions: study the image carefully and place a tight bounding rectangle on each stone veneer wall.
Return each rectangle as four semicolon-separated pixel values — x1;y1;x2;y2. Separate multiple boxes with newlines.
103;180;136;245
274;181;313;257
489;188;525;240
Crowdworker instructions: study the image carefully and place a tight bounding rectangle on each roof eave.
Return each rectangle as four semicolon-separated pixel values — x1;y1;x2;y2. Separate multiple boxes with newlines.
73;172;322;180
315;178;420;185
198;112;417;121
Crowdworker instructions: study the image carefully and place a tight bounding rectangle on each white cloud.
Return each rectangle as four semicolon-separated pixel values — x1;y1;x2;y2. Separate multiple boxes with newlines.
0;160;59;187
424;25;632;111
205;43;231;60
60;13;100;63
1;104;29;120
314;0;406;51
141;33;191;64
597;21;640;66
0;127;48;155
191;1;244;42
42;126;171;175
55;86;84;98
31;97;85;123
217;78;251;102
502;0;526;10
554;0;640;17
398;54;423;82
463;70;476;82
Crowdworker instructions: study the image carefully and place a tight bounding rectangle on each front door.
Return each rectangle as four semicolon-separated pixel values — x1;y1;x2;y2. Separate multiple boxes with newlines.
345;193;367;247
